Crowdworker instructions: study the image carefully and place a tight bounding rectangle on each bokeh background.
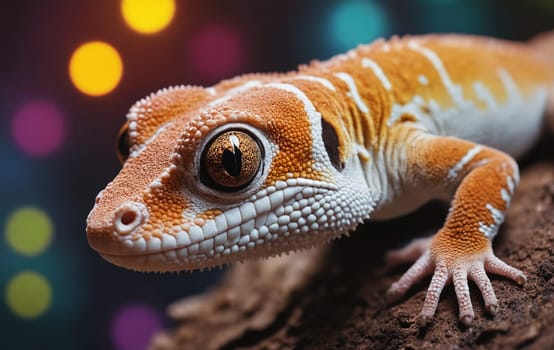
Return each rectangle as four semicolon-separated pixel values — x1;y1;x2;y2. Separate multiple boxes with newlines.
0;0;552;349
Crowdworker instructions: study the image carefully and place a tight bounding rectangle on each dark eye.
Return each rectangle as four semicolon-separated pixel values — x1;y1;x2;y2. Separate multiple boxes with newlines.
116;122;130;164
200;130;263;191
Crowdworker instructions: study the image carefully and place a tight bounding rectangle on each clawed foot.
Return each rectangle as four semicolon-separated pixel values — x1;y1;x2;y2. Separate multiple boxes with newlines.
386;246;526;326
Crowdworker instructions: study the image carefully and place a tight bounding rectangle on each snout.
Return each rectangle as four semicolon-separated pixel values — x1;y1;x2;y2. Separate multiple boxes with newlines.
86;201;149;256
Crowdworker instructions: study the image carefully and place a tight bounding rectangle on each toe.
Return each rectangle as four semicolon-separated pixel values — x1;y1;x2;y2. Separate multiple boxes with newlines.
385;237;433;267
468;265;498;316
420;261;449;323
485;255;526;285
387;252;434;303
452;267;474;326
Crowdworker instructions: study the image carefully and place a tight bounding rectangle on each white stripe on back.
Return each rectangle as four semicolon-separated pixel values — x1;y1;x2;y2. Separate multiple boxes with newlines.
334;72;370;114
361;58;392;90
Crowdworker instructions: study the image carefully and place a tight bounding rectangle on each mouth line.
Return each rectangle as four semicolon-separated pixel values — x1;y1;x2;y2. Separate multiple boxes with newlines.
94;209;284;258
100;226;347;273
92;181;339;258
99;250;166;259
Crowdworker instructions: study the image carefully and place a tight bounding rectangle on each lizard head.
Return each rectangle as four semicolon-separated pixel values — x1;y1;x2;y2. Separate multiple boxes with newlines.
86;81;378;272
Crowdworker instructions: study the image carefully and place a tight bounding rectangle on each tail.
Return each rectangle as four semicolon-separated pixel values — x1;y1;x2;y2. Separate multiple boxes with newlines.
530;31;554;132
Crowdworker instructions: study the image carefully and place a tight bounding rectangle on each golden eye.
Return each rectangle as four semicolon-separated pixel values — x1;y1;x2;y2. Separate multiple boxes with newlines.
116;122;130;164
200;130;263;191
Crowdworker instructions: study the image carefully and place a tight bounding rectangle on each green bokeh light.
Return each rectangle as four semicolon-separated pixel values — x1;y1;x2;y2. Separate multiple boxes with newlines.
5;271;52;319
5;207;53;256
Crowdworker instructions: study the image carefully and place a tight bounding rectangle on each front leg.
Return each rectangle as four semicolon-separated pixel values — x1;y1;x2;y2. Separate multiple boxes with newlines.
387;132;526;326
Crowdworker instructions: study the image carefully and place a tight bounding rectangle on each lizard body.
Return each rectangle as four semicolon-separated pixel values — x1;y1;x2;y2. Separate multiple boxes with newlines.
87;34;554;325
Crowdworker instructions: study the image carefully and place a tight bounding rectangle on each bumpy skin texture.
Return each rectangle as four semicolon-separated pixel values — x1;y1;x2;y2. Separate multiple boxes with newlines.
86;34;554;325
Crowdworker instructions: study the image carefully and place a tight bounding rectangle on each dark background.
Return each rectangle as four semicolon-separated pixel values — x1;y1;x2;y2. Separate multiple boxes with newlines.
0;0;552;349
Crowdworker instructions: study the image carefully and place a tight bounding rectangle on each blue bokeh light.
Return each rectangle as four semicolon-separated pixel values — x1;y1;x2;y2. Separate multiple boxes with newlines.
328;0;390;52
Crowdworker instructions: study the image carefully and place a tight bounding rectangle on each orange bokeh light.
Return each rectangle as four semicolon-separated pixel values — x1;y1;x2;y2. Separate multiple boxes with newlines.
69;41;123;96
121;0;176;34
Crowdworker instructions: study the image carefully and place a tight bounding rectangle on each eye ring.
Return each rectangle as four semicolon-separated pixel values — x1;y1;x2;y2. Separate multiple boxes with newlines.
199;129;263;192
116;122;130;164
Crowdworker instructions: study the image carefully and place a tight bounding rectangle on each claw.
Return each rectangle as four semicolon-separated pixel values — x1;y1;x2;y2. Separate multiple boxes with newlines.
417;314;431;327
486;303;498;316
460;314;474;327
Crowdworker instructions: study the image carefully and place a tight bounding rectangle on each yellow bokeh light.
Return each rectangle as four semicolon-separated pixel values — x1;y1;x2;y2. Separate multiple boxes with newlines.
6;207;53;257
6;271;52;319
69;41;123;96
121;0;176;34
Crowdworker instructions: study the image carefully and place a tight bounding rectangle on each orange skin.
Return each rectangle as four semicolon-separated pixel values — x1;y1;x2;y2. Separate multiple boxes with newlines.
87;34;554;326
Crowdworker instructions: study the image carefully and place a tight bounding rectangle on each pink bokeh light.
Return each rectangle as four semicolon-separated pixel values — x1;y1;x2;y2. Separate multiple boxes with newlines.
11;100;66;156
111;303;163;350
189;24;247;81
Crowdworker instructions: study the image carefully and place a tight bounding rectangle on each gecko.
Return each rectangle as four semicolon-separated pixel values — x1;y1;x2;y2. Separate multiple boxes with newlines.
87;33;554;326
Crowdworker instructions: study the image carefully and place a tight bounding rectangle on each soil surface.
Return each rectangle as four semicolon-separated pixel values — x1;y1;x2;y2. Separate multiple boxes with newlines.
151;146;554;350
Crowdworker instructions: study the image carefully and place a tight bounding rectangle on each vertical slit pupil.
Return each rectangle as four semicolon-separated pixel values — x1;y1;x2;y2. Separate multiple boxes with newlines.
222;146;242;177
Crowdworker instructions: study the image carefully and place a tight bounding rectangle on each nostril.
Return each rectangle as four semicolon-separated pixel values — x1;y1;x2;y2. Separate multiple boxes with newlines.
113;202;148;236
120;210;137;226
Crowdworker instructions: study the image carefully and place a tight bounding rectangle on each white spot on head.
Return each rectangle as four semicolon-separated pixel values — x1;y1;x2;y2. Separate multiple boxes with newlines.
418;75;429;85
149;180;163;190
